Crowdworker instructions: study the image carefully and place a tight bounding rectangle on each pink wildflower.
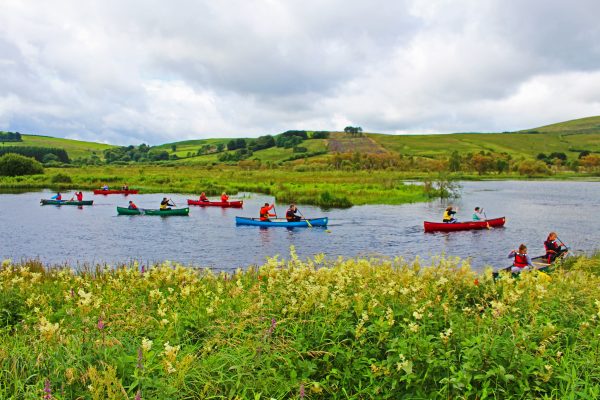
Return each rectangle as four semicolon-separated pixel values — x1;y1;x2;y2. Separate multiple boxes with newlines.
43;378;52;399
97;317;105;330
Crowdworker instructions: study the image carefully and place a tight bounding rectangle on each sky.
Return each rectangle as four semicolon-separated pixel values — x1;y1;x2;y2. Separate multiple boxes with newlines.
1;0;600;145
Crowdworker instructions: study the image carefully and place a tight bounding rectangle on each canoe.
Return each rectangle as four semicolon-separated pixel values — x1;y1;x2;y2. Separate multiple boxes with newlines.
145;207;189;216
187;199;243;208
116;206;142;215
94;189;139;195
424;217;505;232
41;199;93;206
116;206;189;216
235;216;328;227
492;252;568;279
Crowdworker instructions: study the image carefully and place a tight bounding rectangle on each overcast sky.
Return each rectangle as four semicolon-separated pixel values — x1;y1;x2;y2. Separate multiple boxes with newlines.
1;0;600;145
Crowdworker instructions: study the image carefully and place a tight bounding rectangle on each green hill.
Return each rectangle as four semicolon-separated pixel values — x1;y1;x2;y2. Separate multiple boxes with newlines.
5;115;600;165
1;134;114;160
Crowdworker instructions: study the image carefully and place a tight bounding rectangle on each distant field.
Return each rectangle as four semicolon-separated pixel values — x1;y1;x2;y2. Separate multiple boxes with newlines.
1;135;114;159
5;115;600;165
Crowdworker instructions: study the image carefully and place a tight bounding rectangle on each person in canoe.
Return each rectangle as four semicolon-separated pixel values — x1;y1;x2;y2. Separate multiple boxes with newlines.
472;207;485;221
160;198;175;210
102;184;109;191
286;204;302;222
221;192;229;202
508;244;535;273
122;184;129;190
128;200;138;210
259;203;276;221
442;206;457;223
199;192;209;202
51;192;62;201
70;191;83;201
544;232;568;263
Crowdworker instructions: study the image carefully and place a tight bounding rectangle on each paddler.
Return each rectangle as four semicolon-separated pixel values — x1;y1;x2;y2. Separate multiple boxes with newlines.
259;202;276;221
544;232;568;263
508;244;534;272
160;197;175;210
286;204;302;222
74;191;83;201
51;192;62;201
472;207;485;221
128;200;138;210
442;206;457;223
199;192;209;202
221;192;229;202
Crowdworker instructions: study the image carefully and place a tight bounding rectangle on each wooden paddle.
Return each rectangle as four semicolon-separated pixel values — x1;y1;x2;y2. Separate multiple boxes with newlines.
483;210;491;229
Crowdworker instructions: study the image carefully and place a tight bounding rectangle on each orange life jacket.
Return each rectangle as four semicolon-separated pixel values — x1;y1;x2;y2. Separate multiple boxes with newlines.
260;205;273;221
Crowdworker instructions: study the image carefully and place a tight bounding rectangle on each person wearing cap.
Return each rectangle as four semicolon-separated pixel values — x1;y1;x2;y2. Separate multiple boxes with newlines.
286;204;302;222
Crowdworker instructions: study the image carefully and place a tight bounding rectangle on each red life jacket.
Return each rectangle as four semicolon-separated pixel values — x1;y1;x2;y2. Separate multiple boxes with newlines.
76;193;83;201
513;253;529;268
221;195;229;202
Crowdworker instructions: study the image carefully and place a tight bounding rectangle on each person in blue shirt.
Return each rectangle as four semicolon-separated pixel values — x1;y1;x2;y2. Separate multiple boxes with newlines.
51;192;62;201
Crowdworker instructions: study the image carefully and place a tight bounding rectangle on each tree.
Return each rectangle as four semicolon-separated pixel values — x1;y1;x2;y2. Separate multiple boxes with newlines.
171;144;177;152
216;143;225;152
448;151;461;172
0;154;44;176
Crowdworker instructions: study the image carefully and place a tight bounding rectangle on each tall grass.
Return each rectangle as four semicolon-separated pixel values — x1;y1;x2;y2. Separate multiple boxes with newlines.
1;253;600;398
0;166;434;207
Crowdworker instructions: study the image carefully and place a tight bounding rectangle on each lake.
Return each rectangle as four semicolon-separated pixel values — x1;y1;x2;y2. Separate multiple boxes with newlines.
1;181;599;271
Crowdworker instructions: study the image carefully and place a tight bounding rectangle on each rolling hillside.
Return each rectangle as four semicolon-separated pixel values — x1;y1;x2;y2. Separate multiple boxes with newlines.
1;134;114;159
3;115;600;164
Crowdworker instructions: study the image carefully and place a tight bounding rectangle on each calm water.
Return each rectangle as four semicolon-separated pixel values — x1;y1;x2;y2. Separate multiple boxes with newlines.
1;181;599;271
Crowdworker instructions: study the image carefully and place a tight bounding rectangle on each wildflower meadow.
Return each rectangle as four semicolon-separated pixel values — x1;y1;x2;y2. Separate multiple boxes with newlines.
1;250;599;398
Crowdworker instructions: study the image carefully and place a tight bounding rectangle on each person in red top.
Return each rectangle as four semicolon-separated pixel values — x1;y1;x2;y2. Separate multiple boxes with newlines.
199;192;209;202
75;191;83;201
221;192;229;202
508;244;534;273
128;200;138;210
259;203;276;221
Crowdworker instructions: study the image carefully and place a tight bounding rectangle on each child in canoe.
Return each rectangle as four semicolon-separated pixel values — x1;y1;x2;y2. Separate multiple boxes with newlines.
544;232;568;262
508;244;535;273
442;206;457;223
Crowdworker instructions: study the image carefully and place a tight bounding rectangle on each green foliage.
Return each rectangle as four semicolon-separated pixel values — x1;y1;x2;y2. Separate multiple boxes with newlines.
1;253;600;398
0;154;44;176
249;135;276;151
0;146;69;163
0;131;22;142
51;173;72;184
227;138;247;151
311;131;330;139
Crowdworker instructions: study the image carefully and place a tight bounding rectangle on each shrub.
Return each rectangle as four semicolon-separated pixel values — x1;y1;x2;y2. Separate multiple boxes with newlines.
51;173;72;183
0;154;44;176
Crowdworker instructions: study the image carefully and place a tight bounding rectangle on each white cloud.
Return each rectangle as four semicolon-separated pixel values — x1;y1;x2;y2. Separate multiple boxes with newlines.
0;0;599;144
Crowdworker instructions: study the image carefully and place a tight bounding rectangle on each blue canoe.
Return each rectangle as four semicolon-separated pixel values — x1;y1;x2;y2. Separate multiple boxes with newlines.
235;216;328;227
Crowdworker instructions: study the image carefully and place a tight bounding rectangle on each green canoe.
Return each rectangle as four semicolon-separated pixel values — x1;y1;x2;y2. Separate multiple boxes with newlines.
116;206;142;215
41;199;94;206
116;206;189;216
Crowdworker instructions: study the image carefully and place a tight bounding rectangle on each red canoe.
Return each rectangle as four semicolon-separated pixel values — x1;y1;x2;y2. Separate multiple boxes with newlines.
187;199;243;208
93;189;139;195
424;217;506;232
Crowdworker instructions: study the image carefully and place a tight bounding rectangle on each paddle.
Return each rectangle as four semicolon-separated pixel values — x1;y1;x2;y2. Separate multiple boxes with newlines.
273;204;278;219
483;209;491;230
297;208;312;227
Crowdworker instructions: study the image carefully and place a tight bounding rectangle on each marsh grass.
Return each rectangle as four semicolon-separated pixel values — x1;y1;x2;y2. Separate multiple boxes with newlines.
0;166;434;207
1;252;600;398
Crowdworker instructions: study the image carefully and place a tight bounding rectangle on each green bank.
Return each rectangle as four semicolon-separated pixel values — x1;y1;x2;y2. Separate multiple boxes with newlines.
0;252;599;398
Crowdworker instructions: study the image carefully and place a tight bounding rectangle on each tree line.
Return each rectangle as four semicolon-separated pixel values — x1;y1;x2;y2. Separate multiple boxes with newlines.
0;131;22;142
